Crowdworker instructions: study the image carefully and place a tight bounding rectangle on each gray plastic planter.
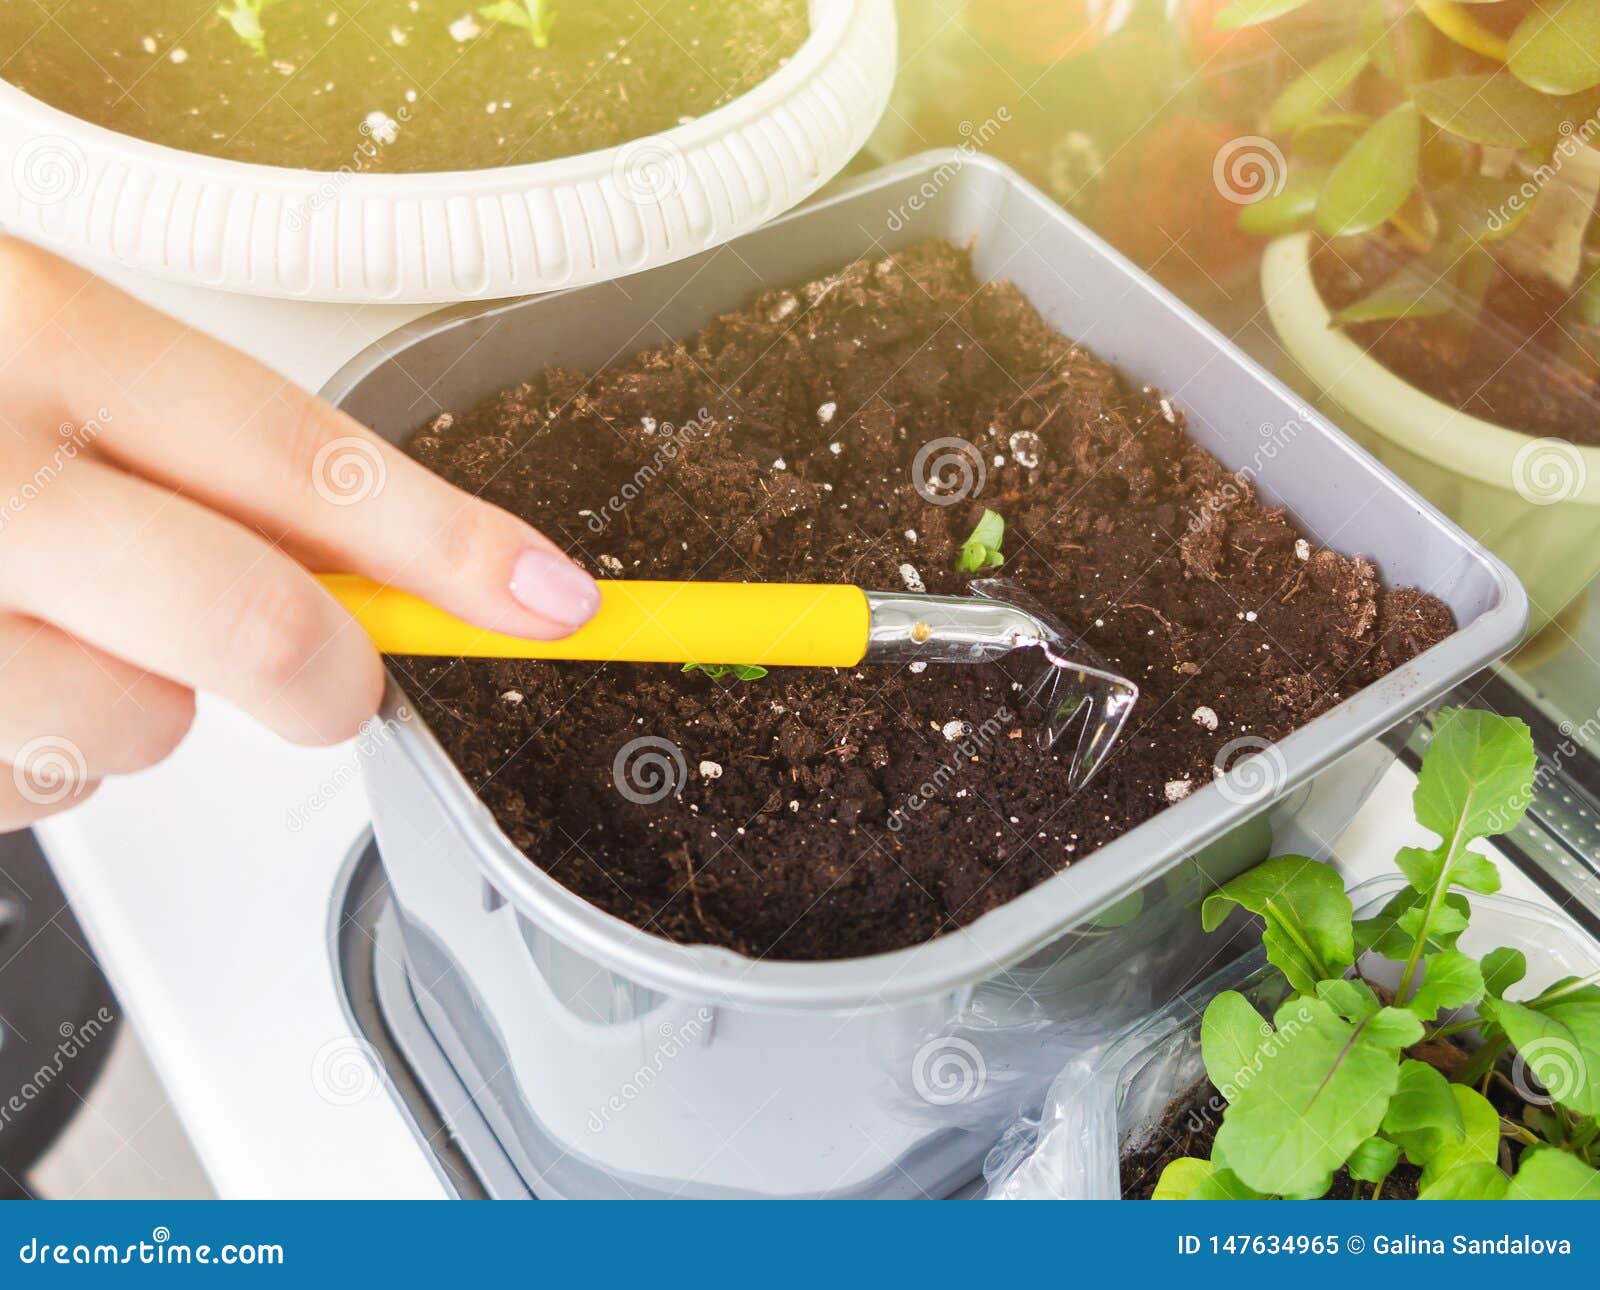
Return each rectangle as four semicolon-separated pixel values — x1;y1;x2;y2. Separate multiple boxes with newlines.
326;154;1527;1199
987;878;1600;1199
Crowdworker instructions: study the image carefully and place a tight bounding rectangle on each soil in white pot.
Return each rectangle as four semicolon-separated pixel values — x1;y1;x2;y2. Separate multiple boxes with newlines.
1313;232;1600;448
1;0;806;173
394;239;1454;961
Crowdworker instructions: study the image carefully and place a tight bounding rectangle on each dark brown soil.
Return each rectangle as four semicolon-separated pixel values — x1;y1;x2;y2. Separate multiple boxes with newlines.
397;237;1454;962
1120;1080;1424;1200
1312;233;1600;448
1;0;805;173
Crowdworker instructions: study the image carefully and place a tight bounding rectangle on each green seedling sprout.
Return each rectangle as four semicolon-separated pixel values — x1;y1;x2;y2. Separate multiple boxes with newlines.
218;0;285;55
682;662;768;684
1154;708;1600;1199
479;0;555;47
955;509;1006;573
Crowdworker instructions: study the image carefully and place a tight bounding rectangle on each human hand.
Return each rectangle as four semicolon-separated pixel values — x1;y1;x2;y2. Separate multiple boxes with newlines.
0;237;600;829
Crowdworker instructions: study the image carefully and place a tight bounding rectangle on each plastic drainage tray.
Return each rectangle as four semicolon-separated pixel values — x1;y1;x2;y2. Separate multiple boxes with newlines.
327;153;1527;1200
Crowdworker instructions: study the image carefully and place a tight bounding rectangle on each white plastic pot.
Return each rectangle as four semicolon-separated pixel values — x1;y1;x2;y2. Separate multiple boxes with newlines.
986;877;1600;1200
1263;232;1600;642
0;0;895;304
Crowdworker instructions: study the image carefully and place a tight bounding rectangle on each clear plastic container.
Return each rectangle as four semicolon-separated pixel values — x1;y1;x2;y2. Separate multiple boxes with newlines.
984;875;1600;1200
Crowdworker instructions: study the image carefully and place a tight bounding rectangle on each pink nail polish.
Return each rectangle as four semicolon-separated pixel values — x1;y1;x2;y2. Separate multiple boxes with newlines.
510;549;601;629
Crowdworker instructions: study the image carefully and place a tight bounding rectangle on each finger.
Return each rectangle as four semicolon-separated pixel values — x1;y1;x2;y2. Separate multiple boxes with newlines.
1;241;599;639
0;457;383;746
0;764;98;832
0;613;195;776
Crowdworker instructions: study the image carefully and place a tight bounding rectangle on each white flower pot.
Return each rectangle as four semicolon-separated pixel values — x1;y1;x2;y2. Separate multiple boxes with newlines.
0;0;895;304
1261;232;1600;641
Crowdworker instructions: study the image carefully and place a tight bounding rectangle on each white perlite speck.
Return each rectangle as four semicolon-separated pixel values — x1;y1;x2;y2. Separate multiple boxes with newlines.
1295;538;1311;561
598;554;624;575
364;111;400;145
943;720;971;741
1164;779;1195;803
904;529;918;543
448;14;481;40
699;761;723;780
1191;705;1219;731
772;457;787;470
899;563;926;593
500;690;523;705
1008;430;1043;469
641;416;657;433
909;661;927;674
828;442;843;455
817;402;837;425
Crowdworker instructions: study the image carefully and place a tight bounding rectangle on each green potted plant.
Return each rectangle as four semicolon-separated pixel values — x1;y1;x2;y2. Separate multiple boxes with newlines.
1145;709;1600;1200
1223;0;1600;646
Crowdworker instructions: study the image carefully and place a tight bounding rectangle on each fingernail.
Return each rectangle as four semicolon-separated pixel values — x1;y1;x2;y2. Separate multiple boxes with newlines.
510;548;601;629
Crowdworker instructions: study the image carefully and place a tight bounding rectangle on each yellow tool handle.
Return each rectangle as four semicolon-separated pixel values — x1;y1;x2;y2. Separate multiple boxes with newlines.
319;574;871;668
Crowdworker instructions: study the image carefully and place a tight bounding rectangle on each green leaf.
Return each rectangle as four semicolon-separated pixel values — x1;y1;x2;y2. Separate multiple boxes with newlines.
1317;977;1380;1022
1269;47;1370;134
1291;116;1369;166
1507;1146;1600;1199
1509;0;1600;96
1211;996;1403;1197
1316;104;1421;238
1483;978;1600;1117
1421;1162;1511;1199
1419;1085;1505;1190
1365;1006;1427;1049
1347;1136;1400;1185
1482;947;1528;1001
1215;0;1315;28
1355;889;1470;959
1151;1157;1263;1199
1329;266;1457;326
1415;709;1537;860
1408;950;1486;1022
681;662;768;683
1200;990;1269;1097
955;509;1006;573
1383;1059;1466;1166
1394;711;1534;1005
480;0;555;45
1415;73;1600;149
1238;169;1327;237
1201;857;1354;995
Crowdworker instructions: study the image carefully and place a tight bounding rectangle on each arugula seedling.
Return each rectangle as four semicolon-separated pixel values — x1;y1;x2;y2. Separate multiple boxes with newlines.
955;509;1005;573
479;0;555;46
682;662;768;684
1156;707;1600;1200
